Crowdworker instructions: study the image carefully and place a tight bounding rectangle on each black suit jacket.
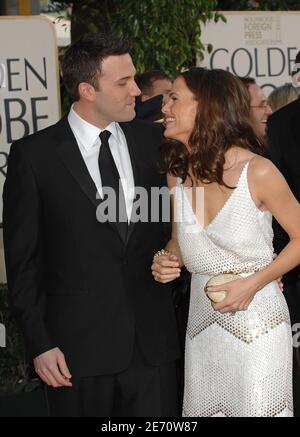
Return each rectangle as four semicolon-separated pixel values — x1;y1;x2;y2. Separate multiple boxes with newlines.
267;96;300;283
2;116;180;376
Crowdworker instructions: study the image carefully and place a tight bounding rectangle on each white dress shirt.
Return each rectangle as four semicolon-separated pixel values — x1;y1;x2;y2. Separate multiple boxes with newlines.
68;106;134;221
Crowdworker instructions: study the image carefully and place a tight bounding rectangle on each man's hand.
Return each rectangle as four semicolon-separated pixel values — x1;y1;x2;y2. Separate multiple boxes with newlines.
277;277;284;291
34;347;72;388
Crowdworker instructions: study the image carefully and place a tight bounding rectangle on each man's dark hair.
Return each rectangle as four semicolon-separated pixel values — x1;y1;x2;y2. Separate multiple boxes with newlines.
135;70;172;96
61;33;131;101
295;50;300;64
238;76;256;88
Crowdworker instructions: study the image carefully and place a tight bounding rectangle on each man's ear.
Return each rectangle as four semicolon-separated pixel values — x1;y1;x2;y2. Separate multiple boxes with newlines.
78;82;96;101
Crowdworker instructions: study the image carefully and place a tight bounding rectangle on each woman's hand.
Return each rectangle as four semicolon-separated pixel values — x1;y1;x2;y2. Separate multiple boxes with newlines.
207;276;258;313
151;252;181;283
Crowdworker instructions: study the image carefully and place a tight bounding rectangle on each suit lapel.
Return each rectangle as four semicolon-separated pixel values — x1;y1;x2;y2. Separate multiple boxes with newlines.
119;122;141;244
54;117;125;244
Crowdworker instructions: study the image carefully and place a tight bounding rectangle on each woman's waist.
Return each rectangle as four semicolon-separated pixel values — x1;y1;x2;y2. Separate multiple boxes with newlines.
191;270;284;303
190;265;268;276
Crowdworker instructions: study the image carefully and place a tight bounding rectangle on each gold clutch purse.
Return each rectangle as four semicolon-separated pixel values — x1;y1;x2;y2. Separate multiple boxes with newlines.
204;273;242;303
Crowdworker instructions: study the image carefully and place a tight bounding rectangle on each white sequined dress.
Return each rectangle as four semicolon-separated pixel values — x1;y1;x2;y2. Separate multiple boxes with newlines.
176;162;293;417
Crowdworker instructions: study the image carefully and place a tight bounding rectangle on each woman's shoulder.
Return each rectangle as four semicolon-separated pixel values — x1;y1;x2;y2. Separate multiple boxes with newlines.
248;154;282;183
246;154;288;205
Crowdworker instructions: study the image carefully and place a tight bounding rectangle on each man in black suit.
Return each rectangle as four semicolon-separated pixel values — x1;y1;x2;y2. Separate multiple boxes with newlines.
267;51;300;417
2;33;180;417
135;70;172;122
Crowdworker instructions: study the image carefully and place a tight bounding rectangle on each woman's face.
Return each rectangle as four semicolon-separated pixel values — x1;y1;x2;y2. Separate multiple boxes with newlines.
162;76;198;146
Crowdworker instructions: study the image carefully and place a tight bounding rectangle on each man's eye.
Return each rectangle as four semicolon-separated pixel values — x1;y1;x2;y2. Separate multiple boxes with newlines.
118;82;127;87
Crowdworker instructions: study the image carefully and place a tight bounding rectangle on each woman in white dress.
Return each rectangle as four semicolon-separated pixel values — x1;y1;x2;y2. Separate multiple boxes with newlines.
151;68;300;417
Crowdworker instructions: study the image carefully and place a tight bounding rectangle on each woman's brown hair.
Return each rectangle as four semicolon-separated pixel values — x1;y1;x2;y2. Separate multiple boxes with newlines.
162;67;264;187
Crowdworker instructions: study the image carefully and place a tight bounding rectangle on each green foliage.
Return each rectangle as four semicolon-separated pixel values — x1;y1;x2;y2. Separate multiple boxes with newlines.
113;0;222;74
0;284;37;394
69;0;223;76
54;0;300;111
54;0;224;111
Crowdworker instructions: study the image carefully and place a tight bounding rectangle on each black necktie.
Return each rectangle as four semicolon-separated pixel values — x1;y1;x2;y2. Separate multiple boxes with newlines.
98;130;128;242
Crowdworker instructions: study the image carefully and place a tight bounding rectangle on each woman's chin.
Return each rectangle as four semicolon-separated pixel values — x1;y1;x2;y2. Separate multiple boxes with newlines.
163;128;176;139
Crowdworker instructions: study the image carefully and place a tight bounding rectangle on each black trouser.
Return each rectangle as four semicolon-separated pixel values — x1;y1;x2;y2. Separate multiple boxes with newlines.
284;279;300;417
172;269;191;411
45;343;178;417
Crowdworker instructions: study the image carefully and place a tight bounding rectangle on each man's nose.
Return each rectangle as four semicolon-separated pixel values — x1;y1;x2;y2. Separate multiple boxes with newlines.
132;82;141;97
265;103;273;116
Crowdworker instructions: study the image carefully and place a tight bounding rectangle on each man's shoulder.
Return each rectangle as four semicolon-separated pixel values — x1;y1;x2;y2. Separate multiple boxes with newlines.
10;117;67;153
120;119;165;161
268;96;300;126
125;118;164;137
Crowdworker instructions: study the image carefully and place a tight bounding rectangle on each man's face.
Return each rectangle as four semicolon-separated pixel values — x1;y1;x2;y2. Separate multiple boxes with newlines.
93;54;141;126
141;78;173;104
248;83;273;138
